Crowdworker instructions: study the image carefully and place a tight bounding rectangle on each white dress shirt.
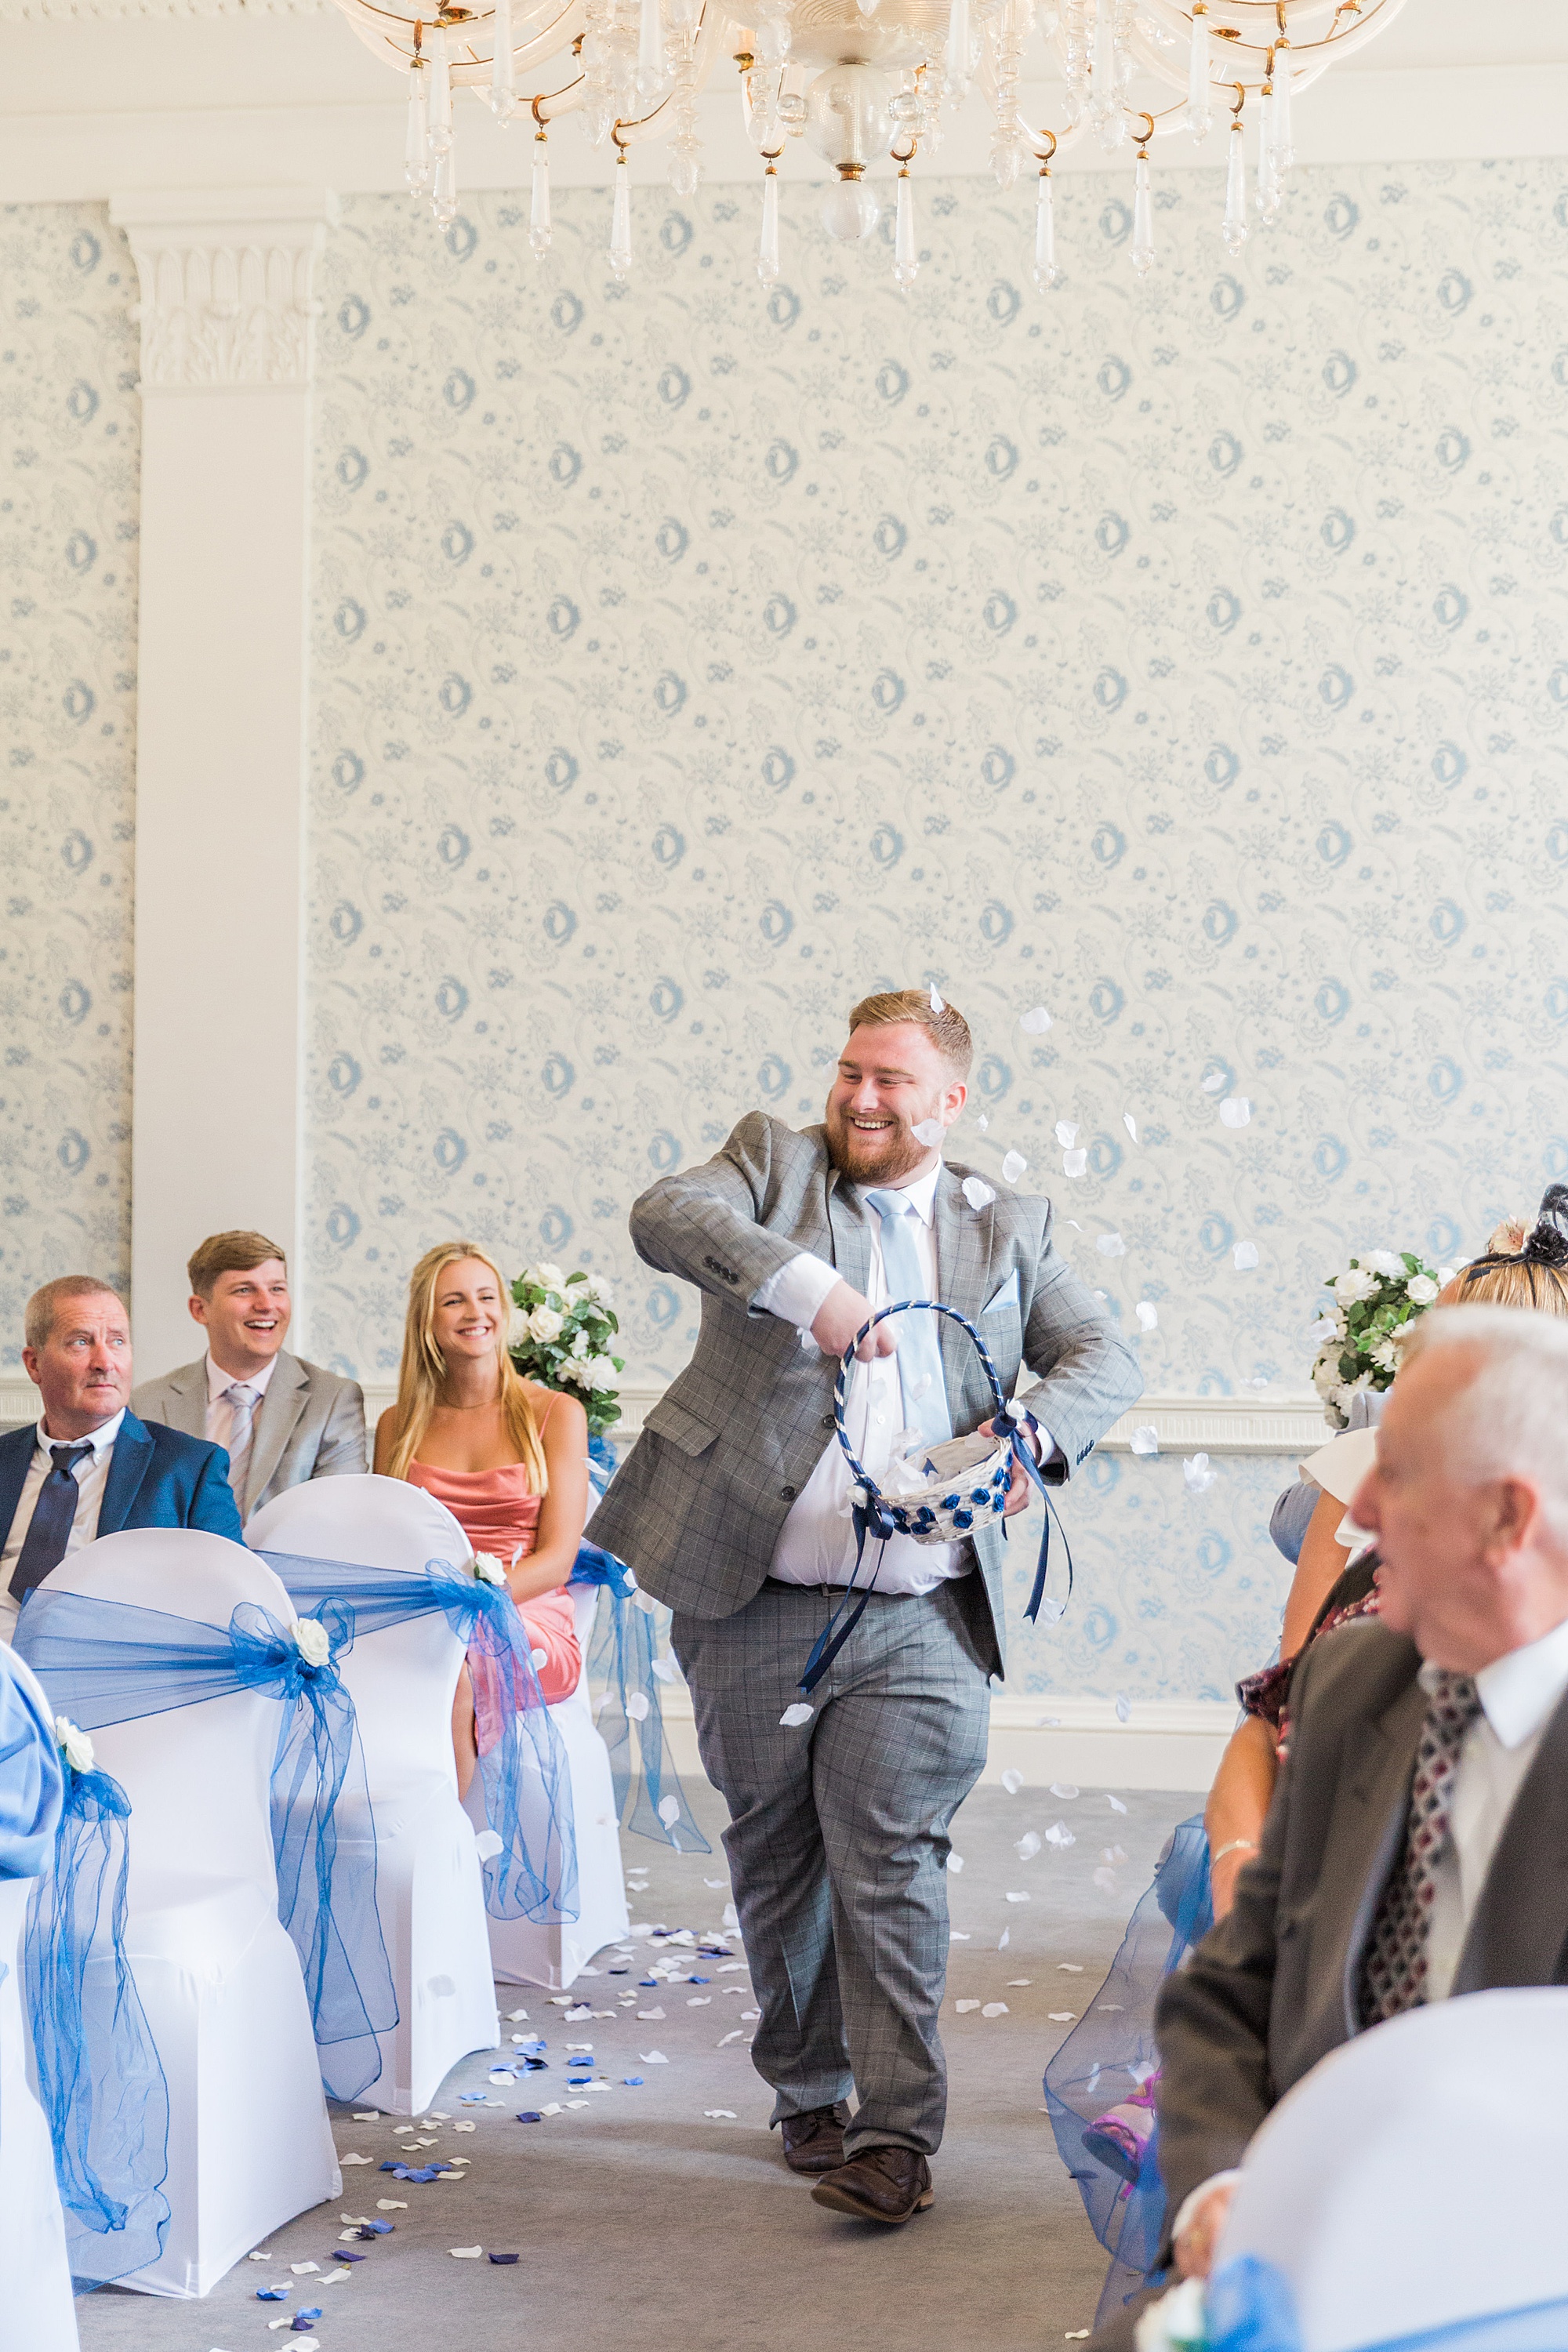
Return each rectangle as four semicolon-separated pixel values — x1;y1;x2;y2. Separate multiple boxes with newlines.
204;1348;278;1455
0;1407;126;1646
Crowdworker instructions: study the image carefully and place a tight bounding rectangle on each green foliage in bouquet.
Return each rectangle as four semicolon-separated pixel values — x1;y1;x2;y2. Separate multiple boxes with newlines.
508;1261;625;1438
1309;1247;1444;1428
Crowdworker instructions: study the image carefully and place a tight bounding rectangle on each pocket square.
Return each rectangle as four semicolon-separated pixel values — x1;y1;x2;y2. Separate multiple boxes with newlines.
982;1272;1021;1317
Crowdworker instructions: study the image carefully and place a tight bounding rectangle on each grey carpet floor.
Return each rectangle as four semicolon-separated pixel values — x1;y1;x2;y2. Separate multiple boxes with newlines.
78;1777;1203;2352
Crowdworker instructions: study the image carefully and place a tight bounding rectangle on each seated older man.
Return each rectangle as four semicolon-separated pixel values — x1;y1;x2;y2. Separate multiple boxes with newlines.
0;1276;241;1643
1094;1304;1568;2344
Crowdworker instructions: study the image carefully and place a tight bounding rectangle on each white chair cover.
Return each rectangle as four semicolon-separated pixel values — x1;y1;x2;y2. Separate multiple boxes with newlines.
40;1530;339;2298
1216;1987;1568;2351
473;1580;631;1990
246;1475;499;2113
0;1648;78;2352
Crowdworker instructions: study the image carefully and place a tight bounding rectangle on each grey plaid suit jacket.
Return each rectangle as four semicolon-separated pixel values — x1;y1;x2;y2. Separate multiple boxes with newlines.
587;1112;1143;1672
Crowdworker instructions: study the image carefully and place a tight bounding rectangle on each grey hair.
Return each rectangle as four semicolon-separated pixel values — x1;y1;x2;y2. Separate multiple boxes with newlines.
24;1275;124;1354
1400;1305;1568;1543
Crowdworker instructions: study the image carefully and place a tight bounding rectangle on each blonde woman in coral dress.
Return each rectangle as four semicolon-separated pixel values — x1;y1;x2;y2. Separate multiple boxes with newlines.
374;1240;590;1794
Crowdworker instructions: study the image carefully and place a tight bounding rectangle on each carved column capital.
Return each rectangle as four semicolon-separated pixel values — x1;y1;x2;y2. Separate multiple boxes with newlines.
110;188;339;391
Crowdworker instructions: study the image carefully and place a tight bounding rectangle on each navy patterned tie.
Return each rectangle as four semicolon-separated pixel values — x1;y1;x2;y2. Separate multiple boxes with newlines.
1358;1668;1484;2024
9;1443;93;1602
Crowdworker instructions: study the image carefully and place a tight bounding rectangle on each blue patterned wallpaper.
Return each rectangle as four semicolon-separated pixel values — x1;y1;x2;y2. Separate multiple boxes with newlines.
0;205;139;1362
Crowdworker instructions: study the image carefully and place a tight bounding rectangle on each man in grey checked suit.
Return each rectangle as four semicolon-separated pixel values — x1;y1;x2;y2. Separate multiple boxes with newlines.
132;1229;365;1524
590;989;1142;2226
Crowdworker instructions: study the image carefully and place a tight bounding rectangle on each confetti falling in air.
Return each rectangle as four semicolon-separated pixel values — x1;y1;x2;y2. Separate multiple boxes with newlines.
779;1703;814;1729
1096;1232;1127;1258
998;1929;1010;1950
1184;1452;1218;1494
1002;1151;1028;1184
1019;1006;1053;1034
658;1794;681;1827
1001;1767;1024;1794
1093;1867;1119;1892
1103;1846;1129;1864
1233;1241;1259;1271
1044;1821;1075;1849
1049;1783;1080;1799
912;1117;944;1146
1201;1070;1226;1093
1123;1112;1138;1142
1108;1795;1128;1813
929;985;945;1013
962;1176;996;1211
976;1113;989;1131
626;1692;650;1721
946;1853;965;1873
1219;1096;1251;1128
1130;1425;1159;1456
1063;1149;1087;1179
1015;1830;1042;1860
1054;1120;1079;1148
1115;1693;1132;1723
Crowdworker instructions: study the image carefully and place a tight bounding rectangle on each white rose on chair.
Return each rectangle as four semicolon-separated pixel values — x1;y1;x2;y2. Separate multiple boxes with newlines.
471;1552;508;1587
528;1305;565;1345
55;1715;96;1775
290;1617;332;1669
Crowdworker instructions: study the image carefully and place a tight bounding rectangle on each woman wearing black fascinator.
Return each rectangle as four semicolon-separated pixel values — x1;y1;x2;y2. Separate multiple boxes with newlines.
1461;1182;1568;1308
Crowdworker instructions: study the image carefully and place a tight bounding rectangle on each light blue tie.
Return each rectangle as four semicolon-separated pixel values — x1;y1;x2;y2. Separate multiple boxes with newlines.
864;1190;953;1451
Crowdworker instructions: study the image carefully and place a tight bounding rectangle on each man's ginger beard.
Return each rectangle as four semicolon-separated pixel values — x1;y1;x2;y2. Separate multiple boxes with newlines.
822;1097;928;1185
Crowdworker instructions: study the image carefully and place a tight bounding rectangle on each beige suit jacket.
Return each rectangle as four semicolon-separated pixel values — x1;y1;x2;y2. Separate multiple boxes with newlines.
132;1348;367;1521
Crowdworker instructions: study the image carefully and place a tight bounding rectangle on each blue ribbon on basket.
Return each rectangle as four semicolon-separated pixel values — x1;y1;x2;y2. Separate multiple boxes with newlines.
24;1738;171;2289
570;1541;709;1853
256;1552;579;1926
16;1590;398;2104
801;1300;1073;1697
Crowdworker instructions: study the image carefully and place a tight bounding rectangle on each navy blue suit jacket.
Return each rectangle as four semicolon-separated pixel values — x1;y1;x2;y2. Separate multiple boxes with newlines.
0;1408;244;1558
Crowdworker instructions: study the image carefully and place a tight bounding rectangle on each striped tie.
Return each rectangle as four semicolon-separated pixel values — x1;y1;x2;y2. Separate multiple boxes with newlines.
223;1382;260;1505
1358;1669;1483;2023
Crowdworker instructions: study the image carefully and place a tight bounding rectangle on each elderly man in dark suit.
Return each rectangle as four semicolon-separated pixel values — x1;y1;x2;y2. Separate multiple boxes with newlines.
0;1276;241;1644
1095;1303;1568;2344
591;987;1142;2227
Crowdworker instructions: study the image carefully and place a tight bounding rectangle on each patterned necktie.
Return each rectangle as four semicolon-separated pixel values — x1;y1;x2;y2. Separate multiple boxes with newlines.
222;1382;260;1504
863;1189;953;1450
10;1443;93;1602
1358;1668;1484;2024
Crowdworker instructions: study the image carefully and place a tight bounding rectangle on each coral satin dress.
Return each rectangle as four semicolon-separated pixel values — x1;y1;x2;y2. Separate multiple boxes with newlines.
405;1456;581;1704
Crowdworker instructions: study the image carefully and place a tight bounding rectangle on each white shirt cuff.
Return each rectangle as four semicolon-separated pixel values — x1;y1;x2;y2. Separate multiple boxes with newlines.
1171;2169;1243;2249
753;1250;843;1331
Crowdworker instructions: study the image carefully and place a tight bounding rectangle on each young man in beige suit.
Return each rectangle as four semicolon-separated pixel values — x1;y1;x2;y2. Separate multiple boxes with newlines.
132;1230;366;1525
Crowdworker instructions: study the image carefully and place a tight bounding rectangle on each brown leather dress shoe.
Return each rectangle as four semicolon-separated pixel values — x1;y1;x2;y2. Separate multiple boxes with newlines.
780;2106;848;2176
810;2143;934;2224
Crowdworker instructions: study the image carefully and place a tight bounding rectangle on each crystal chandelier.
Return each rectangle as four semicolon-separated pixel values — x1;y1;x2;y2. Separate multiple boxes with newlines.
330;0;1409;287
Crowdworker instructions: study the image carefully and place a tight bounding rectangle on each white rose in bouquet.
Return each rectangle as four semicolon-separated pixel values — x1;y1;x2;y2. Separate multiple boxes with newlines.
535;1262;565;1290
1405;1272;1439;1305
1370;1337;1401;1372
1363;1248;1406;1279
529;1305;565;1343
586;1355;622;1391
1333;1265;1380;1308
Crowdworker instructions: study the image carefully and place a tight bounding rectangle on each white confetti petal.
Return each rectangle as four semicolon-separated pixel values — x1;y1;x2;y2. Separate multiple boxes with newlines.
962;1174;996;1211
448;2246;483;2259
976;1113;989;1133
1049;1783;1080;1799
1115;1693;1132;1722
704;2109;737;2120
956;1999;981;2013
1007;1979;1033;1987
1233;1241;1259;1271
1063;1149;1087;1179
779;1702;814;1729
1058;1963;1084;1973
1123;1112;1138;1142
982;2002;1010;2018
1015;1831;1042;1860
947;1853;964;1874
339;2153;372;2165
1019;1006;1053;1034
1005;1889;1031;1903
998;1929;1010;1949
658;1794;681;1827
1045;1821;1075;1849
1000;1768;1024;1794
912;1117;944;1146
636;2009;665;2020
1093;1867;1119;1890
1108;1795;1128;1813
929;985;945;1013
650;1657;677;1682
376;2200;407;2211
640;2051;670;2063
1130;1425;1159;1455
1184;1451;1218;1494
1002;1150;1027;1184
291;2263;321;2275
1219;1096;1251;1128
718;2028;746;2045
1135;1301;1158;1331
1201;1070;1226;1093
1095;1232;1127;1258
1104;1846;1129;1864
1054;1120;1079;1149
626;1692;650;1721
1048;2012;1077;2022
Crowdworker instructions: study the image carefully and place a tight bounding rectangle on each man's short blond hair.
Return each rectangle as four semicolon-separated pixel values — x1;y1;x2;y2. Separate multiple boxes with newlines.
24;1275;124;1352
187;1230;289;1301
846;989;973;1077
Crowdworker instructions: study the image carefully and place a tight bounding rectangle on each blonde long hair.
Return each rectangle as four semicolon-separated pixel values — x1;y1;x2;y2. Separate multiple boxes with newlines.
386;1240;550;1490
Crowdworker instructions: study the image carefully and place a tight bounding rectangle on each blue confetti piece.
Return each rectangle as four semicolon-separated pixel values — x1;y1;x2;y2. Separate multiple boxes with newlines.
257;2288;289;2301
338;2251;368;2263
296;2308;323;2323
360;2220;394;2236
488;2252;520;2265
639;1978;659;1987
459;2092;488;2105
622;2076;644;2087
515;2111;543;2123
379;2161;404;2173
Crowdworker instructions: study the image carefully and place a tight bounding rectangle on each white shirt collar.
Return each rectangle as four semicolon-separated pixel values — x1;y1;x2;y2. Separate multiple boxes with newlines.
861;1160;943;1226
36;1406;125;1462
1420;1610;1568;1751
205;1350;280;1404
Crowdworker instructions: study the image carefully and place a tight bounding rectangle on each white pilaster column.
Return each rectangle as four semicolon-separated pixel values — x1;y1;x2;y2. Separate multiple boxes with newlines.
113;188;336;1378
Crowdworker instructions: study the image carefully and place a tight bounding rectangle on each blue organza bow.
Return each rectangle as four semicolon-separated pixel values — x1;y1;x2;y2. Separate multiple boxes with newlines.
570;1542;709;1852
1206;2256;1303;2352
25;1748;171;2288
16;1591;398;2103
256;1552;579;1924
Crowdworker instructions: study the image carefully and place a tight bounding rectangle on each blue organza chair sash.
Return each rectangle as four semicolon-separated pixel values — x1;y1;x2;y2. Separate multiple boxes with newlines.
570;1542;709;1853
24;1748;171;2288
16;1589;398;2103
1156;2259;1568;2352
256;1551;579;1925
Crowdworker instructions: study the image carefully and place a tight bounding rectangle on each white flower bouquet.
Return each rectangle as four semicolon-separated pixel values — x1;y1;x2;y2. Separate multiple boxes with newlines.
1308;1248;1449;1428
509;1261;626;1439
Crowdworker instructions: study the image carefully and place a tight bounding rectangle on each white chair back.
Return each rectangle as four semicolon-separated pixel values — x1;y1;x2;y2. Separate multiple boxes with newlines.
1218;1986;1568;2350
246;1475;471;1791
34;1530;296;1898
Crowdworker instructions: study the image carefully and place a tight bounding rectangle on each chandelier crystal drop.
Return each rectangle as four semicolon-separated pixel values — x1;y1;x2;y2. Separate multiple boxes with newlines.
330;0;1409;285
